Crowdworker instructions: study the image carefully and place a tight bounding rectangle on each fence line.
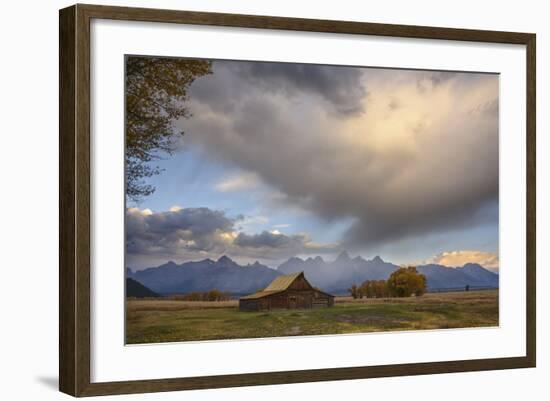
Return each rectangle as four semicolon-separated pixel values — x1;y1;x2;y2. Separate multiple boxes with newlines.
428;286;498;293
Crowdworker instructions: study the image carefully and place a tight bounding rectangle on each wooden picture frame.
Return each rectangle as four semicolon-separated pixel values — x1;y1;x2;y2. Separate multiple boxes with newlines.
59;3;536;397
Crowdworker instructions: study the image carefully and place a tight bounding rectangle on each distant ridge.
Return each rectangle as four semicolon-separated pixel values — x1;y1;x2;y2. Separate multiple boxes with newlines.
278;252;397;292
128;253;498;295
129;256;280;295
126;277;159;298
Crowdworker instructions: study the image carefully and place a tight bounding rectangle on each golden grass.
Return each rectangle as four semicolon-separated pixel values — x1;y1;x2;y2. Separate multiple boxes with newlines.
126;290;498;344
127;299;239;312
335;290;498;305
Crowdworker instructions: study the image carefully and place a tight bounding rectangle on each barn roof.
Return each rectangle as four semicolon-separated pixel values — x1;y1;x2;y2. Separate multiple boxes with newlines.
264;272;303;291
240;290;282;300
240;272;303;300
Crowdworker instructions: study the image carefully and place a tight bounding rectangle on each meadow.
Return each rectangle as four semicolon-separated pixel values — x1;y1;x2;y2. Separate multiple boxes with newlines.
125;290;498;344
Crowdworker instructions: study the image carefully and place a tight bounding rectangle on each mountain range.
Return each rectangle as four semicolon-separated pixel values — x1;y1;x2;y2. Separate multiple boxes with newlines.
127;252;499;296
127;256;279;295
126;277;159;298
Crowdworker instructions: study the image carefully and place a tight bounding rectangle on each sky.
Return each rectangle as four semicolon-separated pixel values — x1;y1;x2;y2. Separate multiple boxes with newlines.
126;59;499;271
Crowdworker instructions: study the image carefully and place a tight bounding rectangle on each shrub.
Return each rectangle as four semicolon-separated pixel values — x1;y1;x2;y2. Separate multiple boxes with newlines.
359;280;389;298
349;284;359;299
173;289;231;301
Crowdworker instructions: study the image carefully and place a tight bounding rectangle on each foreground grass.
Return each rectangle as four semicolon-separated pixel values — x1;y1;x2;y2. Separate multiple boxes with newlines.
126;290;498;344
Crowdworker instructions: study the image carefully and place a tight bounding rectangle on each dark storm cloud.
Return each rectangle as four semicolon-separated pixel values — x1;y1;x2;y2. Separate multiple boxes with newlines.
126;207;238;256
236;62;368;115
343;198;499;248
418;70;455;88
232;230;338;261
235;231;308;249
181;63;499;250
190;61;367;116
416;70;497;94
126;207;337;267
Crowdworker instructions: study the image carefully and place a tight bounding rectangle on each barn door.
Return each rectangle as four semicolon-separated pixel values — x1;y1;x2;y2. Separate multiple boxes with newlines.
289;296;296;309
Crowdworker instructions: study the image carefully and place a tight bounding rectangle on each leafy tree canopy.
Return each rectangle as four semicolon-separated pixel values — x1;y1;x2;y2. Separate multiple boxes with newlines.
125;56;212;202
387;266;427;297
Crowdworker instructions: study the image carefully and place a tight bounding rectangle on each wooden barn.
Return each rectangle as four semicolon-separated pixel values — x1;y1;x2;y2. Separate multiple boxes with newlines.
239;272;334;311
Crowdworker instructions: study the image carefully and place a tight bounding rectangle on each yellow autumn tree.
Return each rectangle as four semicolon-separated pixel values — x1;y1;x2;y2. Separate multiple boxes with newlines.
387;266;427;297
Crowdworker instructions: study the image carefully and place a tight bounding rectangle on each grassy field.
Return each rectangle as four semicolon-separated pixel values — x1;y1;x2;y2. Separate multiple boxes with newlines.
126;290;498;344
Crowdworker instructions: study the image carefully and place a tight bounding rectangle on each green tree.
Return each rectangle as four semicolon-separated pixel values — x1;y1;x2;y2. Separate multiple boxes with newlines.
359;280;389;298
374;280;389;298
125;56;212;202
359;281;372;298
349;284;359;299
207;289;222;301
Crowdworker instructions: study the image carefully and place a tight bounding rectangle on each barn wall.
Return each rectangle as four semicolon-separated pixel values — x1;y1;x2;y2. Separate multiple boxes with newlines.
288;276;313;291
267;289;334;310
269;294;288;309
239;299;260;311
240;277;335;311
311;290;332;307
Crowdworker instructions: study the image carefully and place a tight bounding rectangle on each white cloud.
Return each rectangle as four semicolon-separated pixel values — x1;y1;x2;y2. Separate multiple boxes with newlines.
426;250;499;269
273;223;291;228
127;207;153;216
240;215;269;226
214;173;260;192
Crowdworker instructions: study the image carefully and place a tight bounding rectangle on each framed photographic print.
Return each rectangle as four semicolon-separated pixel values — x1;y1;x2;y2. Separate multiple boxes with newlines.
59;4;536;397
